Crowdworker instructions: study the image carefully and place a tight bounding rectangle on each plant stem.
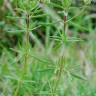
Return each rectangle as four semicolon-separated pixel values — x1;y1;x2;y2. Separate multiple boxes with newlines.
23;13;30;75
63;11;68;42
52;11;68;95
14;80;22;96
14;13;30;96
64;13;67;35
26;13;30;47
52;56;65;96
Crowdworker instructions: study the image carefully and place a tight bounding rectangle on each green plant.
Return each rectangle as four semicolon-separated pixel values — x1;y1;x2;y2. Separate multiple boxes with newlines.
0;0;96;96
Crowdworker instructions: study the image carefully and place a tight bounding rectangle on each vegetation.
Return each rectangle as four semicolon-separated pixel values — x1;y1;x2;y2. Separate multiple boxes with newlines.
0;0;96;96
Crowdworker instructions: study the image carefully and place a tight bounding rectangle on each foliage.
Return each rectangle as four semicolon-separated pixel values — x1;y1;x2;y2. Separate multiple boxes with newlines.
0;0;96;96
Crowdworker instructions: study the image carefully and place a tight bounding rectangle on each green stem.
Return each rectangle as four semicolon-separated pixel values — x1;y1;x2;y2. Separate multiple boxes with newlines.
14;13;30;96
52;56;65;96
23;13;30;75
14;80;22;96
52;11;68;95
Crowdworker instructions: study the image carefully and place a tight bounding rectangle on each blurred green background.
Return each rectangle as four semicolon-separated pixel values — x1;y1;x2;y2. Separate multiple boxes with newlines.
0;0;96;96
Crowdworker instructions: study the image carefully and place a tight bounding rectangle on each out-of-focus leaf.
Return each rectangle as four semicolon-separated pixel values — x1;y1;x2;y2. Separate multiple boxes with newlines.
61;0;72;8
70;73;86;80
